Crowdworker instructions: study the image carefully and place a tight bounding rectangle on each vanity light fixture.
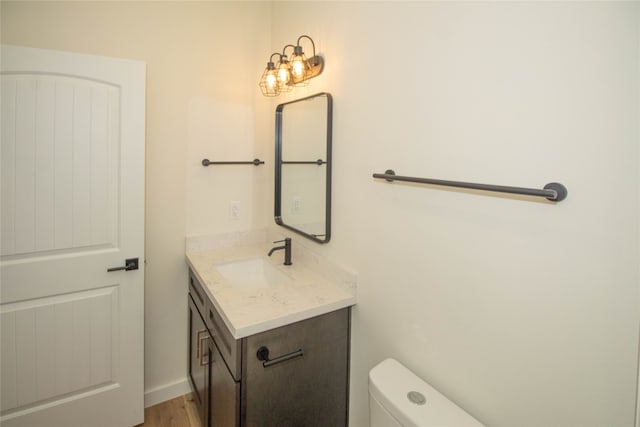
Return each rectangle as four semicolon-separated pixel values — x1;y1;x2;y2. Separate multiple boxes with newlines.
259;53;281;97
276;45;294;92
259;35;324;96
290;35;317;86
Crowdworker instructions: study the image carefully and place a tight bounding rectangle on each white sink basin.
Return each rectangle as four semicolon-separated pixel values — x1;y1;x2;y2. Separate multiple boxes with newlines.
214;258;292;290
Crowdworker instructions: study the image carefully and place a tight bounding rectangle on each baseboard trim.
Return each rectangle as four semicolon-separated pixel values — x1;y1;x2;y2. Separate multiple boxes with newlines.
144;378;191;408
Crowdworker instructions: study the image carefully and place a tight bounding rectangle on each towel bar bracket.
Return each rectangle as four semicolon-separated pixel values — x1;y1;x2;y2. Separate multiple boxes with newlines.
542;183;567;202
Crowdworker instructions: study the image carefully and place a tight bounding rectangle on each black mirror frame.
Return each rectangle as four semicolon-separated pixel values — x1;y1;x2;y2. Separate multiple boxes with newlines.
274;92;332;244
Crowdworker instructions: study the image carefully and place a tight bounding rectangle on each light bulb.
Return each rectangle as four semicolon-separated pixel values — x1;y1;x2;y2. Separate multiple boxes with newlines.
290;44;310;86
259;59;280;97
292;58;305;78
266;73;276;89
277;61;291;83
278;67;289;83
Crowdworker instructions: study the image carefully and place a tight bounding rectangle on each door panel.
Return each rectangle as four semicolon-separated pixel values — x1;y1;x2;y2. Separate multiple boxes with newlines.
1;287;117;411
0;45;145;427
1;73;119;257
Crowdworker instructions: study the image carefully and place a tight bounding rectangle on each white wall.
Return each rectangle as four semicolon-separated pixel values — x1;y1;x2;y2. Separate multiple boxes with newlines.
3;2;639;425
270;2;639;426
1;0;272;398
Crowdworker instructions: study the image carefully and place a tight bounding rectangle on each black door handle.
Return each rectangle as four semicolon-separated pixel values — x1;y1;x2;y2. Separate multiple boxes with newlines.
107;258;139;272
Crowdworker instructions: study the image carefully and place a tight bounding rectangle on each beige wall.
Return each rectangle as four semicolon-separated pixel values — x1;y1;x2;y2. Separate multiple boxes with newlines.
270;2;639;426
3;1;639;426
1;0;272;396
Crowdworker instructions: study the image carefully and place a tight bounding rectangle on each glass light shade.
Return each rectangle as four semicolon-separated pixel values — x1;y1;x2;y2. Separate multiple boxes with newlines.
259;63;279;97
290;52;311;86
276;58;293;92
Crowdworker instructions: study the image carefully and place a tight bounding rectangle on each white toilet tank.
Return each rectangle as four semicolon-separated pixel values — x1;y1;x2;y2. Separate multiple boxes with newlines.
368;358;484;427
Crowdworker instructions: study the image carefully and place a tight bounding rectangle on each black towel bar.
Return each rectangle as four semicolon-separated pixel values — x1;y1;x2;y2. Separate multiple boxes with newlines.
373;169;567;202
202;158;264;166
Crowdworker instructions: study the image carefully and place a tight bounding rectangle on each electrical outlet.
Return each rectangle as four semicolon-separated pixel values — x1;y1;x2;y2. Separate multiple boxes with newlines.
230;201;240;220
292;196;301;214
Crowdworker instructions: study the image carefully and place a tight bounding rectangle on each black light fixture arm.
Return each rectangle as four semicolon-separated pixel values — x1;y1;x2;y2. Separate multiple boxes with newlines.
282;44;295;57
269;52;281;63
296;35;317;64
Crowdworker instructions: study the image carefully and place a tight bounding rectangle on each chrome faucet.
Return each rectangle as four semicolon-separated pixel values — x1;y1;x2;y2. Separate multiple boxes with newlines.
268;238;292;265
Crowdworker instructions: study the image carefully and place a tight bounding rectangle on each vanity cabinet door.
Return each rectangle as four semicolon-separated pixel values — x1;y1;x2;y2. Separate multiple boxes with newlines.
188;295;209;425
209;338;240;427
242;308;350;427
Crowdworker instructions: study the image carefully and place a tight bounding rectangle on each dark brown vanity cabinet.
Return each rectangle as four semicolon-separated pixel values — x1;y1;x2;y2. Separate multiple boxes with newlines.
188;269;350;427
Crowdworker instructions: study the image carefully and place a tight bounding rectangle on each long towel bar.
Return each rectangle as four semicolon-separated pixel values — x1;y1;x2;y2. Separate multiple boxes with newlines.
202;158;264;166
372;169;567;202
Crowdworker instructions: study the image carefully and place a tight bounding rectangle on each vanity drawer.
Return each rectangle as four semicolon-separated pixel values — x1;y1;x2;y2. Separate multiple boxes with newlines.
207;303;243;382
189;271;208;316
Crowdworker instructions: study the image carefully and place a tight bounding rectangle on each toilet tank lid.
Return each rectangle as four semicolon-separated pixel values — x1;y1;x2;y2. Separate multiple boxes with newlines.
368;358;484;427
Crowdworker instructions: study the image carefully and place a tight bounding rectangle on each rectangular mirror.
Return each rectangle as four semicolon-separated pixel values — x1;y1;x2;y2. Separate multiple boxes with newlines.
275;92;332;243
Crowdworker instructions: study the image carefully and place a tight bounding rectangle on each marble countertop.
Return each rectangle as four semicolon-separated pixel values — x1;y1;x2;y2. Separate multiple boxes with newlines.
186;241;357;339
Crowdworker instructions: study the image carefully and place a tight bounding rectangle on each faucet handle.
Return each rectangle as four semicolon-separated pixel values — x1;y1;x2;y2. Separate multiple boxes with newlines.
273;238;291;244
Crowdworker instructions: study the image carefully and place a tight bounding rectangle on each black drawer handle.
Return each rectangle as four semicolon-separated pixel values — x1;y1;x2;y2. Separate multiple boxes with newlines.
256;346;304;368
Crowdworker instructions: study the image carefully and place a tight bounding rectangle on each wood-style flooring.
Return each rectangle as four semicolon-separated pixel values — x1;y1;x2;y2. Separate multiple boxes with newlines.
135;394;202;427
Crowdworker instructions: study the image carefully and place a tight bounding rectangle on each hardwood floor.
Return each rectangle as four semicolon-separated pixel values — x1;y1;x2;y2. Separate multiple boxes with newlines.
135;394;202;427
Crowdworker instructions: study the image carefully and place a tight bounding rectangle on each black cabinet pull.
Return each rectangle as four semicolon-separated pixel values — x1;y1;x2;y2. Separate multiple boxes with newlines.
256;346;304;368
197;330;209;366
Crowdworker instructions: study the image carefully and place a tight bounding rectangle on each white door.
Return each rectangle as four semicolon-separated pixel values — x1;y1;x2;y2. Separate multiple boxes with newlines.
0;45;145;427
